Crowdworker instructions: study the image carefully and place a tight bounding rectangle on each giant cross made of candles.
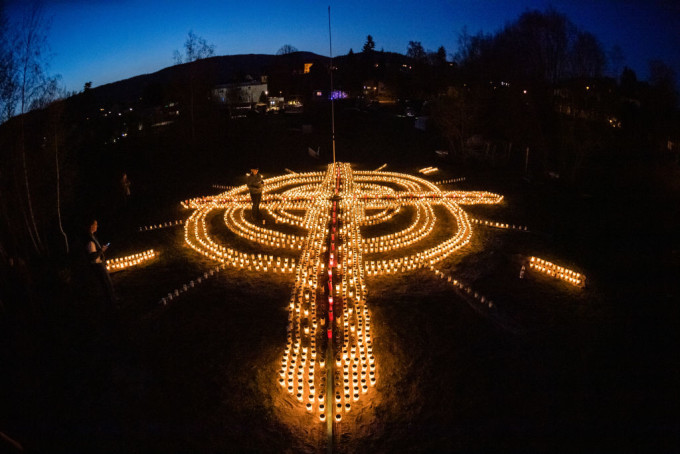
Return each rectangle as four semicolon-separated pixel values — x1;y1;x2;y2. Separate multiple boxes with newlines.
181;162;503;425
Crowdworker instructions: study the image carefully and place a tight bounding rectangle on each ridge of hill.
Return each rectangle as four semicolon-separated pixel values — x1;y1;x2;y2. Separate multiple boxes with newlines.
86;51;329;104
79;50;412;105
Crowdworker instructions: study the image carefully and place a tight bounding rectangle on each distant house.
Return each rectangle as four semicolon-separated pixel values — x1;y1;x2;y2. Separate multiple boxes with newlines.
266;97;284;112
552;79;619;124
362;80;393;102
213;75;268;106
283;96;304;113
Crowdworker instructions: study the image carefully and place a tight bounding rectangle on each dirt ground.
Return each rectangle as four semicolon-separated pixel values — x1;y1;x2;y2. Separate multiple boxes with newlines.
2;154;679;453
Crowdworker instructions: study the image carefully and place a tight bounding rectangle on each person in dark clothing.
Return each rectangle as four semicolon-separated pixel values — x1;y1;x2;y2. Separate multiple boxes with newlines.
246;167;265;224
120;172;131;202
86;219;116;306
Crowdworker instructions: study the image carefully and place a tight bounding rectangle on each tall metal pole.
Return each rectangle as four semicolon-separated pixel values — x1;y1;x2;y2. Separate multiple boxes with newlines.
328;10;336;450
328;6;336;165
328;11;336;451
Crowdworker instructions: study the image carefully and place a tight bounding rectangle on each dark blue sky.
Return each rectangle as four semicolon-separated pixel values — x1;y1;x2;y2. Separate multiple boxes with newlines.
6;0;680;93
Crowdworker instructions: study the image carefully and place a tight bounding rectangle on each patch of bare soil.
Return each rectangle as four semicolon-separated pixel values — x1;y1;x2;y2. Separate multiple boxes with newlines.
4;163;678;453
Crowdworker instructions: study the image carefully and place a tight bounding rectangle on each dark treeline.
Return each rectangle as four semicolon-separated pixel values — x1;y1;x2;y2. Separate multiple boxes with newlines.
428;9;679;185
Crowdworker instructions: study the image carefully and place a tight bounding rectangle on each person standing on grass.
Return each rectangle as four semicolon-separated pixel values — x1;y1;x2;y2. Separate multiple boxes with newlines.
120;172;131;203
86;219;117;307
247;167;265;224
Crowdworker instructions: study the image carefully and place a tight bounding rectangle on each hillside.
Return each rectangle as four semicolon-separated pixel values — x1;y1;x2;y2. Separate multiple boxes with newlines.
85;51;330;105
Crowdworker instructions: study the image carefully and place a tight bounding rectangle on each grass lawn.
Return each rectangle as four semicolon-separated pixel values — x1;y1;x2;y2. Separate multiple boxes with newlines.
2;107;679;453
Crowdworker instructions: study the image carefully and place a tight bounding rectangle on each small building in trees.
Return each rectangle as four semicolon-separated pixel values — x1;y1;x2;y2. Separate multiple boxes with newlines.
362;80;393;102
212;75;268;107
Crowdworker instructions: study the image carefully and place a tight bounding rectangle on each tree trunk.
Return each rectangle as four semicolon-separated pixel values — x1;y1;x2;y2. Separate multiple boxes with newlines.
20;115;42;254
54;125;68;254
190;75;196;148
20;195;38;253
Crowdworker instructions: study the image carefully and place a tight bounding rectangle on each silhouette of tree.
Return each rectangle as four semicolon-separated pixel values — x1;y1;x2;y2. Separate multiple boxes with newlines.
362;35;375;53
649;59;678;106
444;8;627;183
0;3;15;122
406;41;426;63
620;66;638;96
430;46;447;66
608;44;625;80
173;31;216;147
647;60;678;146
173;30;215;65
570;31;605;79
454;9;606;87
9;2;58;254
430;85;484;159
276;44;298;55
454;27;492;82
45;96;70;254
510;8;573;85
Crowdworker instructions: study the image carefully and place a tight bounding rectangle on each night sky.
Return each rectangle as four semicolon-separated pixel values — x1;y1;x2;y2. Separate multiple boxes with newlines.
5;0;680;93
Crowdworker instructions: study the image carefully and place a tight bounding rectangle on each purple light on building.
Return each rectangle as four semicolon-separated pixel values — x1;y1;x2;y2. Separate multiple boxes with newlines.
329;90;348;100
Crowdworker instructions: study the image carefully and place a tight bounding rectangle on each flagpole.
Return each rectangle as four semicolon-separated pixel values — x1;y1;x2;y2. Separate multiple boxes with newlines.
328;6;336;165
328;9;336;449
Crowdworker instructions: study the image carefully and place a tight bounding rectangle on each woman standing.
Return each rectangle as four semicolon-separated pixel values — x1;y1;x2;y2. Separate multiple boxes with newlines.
86;219;116;306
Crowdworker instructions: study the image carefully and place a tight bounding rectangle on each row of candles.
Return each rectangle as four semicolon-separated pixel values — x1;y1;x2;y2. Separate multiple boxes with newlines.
181;172;325;209
471;218;529;232
431;266;495;309
355;182;404;228
184;208;297;273
435;177;466;184
528;256;586;287
443;191;504;204
345;170;483;274
106;249;156;272
265;202;307;227
356;170;440;193
418;166;439;175
277;163;377;423
356;176;422;228
364;200;474;275
138;220;184;232
332;165;376;421
362;203;435;253
341;191;503;204
223;204;305;250
365;204;435;255
354;171;502;205
361;205;402;225
159;265;223;305
279;165;340;420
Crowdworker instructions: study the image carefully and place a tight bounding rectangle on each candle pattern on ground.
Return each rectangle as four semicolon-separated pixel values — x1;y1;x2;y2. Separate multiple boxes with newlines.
180;163;504;424
529;256;586;287
106;249;156;272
